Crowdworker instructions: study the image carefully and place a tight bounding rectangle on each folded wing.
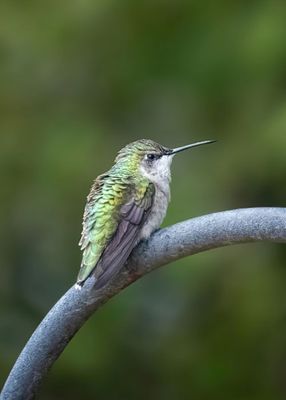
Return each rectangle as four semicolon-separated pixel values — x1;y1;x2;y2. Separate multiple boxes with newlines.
92;184;154;288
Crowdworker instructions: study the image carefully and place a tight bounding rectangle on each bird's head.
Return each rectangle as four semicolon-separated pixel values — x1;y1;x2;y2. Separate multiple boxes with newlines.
115;138;215;184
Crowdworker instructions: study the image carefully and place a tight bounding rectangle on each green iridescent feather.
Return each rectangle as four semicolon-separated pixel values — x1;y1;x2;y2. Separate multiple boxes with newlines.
77;144;156;285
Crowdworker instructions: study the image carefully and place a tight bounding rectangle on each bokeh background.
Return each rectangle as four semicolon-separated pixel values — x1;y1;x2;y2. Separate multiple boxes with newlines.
1;1;286;399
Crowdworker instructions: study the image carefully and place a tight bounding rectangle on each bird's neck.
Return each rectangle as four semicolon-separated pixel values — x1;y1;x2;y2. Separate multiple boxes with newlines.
138;169;171;199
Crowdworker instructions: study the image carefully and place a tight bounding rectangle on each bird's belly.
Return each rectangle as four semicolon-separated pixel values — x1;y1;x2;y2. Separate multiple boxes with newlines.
139;187;170;240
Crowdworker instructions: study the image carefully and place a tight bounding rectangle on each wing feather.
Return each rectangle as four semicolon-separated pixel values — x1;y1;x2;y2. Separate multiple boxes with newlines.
93;187;154;288
77;181;155;287
79;173;109;250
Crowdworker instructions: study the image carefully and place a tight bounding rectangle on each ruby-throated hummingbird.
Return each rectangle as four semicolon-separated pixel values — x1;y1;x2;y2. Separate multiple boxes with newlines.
76;139;215;289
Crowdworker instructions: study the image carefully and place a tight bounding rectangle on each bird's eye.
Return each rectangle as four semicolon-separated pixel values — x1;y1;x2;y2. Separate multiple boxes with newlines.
147;154;156;160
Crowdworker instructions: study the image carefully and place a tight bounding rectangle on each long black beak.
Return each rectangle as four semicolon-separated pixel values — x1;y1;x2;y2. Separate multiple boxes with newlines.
168;140;216;155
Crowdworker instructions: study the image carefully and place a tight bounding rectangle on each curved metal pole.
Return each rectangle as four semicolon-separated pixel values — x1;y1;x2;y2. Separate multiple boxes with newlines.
1;208;286;400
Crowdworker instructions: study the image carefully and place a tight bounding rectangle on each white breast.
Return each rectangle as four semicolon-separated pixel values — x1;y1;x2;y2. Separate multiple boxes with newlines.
139;184;170;240
139;153;173;240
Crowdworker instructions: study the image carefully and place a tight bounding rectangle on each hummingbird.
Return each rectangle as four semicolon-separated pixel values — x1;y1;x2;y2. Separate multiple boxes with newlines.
76;139;215;289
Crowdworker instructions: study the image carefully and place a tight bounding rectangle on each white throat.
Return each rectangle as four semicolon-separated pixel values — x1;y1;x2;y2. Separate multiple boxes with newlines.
140;155;173;190
138;155;173;240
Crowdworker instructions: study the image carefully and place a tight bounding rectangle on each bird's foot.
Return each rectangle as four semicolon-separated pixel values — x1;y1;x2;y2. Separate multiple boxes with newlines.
74;283;82;291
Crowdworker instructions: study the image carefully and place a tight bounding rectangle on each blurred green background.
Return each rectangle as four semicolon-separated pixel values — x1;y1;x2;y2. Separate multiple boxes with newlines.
1;1;286;399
